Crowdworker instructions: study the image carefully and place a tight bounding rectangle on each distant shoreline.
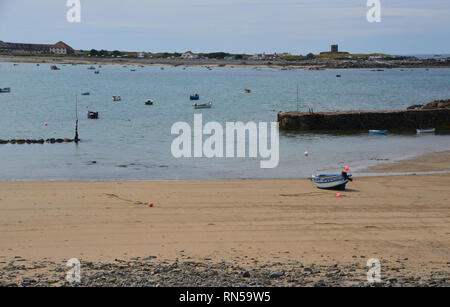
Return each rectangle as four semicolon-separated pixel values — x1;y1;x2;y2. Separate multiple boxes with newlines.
1;54;450;69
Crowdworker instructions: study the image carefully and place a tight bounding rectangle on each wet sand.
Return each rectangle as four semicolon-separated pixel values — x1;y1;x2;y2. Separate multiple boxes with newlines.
364;150;450;173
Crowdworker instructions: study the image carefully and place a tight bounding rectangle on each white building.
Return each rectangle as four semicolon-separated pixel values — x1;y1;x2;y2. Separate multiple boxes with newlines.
181;51;198;59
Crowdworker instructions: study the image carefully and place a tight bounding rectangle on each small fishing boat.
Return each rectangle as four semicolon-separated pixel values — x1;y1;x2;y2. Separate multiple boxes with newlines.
81;92;91;96
369;130;388;135
194;102;212;109
87;66;96;70
311;172;352;190
50;65;60;71
112;96;122;102
190;94;200;100
336;74;341;77
145;99;154;105
0;87;11;93
87;111;99;119
417;128;436;134
244;89;251;93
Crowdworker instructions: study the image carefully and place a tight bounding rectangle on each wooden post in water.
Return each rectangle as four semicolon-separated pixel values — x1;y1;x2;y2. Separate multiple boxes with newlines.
74;94;79;143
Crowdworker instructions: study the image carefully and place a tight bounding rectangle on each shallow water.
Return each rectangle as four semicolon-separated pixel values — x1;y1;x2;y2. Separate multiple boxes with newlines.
0;63;450;180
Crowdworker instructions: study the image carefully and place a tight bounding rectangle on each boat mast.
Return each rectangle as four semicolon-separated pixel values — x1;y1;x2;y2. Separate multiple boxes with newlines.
74;94;79;143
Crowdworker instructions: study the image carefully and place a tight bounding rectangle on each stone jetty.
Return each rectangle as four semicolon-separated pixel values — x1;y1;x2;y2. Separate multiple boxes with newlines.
278;99;450;131
0;138;76;145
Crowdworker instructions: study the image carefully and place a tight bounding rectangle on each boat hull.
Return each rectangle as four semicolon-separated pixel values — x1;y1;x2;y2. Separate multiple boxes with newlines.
194;102;212;109
312;174;351;190
369;130;387;135
417;128;435;134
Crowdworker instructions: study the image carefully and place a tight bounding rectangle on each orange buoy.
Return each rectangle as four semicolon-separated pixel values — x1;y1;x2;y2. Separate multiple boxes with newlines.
149;202;153;207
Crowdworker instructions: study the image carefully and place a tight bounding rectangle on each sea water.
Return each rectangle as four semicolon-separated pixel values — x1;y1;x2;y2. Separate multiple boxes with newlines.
0;63;449;180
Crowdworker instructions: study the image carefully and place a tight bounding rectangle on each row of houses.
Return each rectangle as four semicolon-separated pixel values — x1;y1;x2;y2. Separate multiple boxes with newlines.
180;51;292;60
0;40;75;55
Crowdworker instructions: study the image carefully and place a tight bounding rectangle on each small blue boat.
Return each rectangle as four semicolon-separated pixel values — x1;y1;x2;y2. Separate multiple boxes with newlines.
194;102;212;109
190;94;200;100
311;172;352;190
0;87;11;93
369;130;387;135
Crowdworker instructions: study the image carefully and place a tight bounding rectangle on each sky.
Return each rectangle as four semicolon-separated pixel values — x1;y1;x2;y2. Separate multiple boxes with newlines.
0;0;449;55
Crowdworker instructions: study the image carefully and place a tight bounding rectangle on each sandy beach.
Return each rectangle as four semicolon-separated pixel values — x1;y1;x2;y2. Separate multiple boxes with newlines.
1;152;449;286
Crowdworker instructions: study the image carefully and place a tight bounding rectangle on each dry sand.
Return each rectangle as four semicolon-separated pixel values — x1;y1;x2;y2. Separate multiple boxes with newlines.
1;153;449;276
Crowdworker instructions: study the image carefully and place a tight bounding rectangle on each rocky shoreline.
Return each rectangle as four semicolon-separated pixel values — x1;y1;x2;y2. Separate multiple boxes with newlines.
1;257;448;287
1;55;450;69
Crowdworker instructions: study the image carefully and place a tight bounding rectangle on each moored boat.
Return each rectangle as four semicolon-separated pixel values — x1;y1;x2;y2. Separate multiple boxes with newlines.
369;130;388;135
311;172;352;190
190;94;200;100
81;92;91;96
112;95;122;102
87;111;99;119
194;102;212;109
0;87;11;93
416;128;436;134
145;99;154;105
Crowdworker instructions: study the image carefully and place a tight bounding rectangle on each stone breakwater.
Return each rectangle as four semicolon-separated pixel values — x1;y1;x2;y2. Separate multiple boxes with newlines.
278;109;450;131
0;138;76;144
278;99;450;131
0;257;448;287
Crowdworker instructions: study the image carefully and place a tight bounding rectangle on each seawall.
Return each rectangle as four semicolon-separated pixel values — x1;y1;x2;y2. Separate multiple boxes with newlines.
277;109;450;131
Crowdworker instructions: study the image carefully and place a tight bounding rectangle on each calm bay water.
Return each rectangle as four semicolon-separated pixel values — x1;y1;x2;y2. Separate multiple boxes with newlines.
1;63;450;180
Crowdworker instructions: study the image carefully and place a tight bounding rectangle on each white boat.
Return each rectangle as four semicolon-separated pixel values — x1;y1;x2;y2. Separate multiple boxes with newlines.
194;102;212;109
112;95;122;101
311;172;352;190
416;128;435;134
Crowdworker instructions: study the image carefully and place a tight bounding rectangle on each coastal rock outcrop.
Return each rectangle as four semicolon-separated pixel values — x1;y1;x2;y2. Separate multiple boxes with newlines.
407;99;450;110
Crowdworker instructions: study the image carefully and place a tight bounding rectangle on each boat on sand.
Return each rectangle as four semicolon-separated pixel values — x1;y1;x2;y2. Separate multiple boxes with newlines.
312;172;352;190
